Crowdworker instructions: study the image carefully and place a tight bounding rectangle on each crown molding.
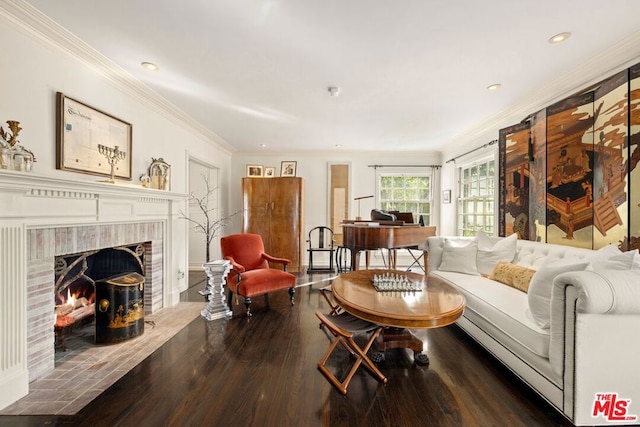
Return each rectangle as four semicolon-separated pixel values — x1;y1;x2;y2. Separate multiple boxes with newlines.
0;0;235;154
449;30;640;156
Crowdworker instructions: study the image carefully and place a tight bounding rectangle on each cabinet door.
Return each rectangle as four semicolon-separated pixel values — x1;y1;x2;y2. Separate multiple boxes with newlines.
242;178;271;248
269;177;302;271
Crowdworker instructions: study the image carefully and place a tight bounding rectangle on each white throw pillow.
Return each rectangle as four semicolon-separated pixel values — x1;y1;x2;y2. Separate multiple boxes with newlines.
527;260;589;329
438;238;480;275
586;249;640;271
594;244;623;258
476;231;517;276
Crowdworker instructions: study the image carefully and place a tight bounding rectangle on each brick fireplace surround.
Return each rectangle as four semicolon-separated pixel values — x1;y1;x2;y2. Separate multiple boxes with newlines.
0;170;187;410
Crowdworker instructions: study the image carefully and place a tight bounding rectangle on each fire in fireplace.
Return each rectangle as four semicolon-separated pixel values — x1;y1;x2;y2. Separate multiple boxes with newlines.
54;244;146;347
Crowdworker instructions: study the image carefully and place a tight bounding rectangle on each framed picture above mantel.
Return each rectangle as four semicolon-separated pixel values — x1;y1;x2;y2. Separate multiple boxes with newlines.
56;92;133;180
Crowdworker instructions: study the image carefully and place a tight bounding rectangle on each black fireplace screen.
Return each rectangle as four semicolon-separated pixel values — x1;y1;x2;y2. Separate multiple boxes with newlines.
54;243;146;344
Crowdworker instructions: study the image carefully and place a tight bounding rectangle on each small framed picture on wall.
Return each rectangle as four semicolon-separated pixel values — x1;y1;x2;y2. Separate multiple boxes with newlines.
264;167;275;177
442;189;451;204
246;165;263;177
281;161;297;177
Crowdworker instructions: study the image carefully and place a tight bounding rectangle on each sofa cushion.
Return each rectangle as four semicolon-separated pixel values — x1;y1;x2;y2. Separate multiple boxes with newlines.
432;270;551;358
512;240;595;270
489;262;536;293
439;238;480;275
476;232;517;276
586;249;640;271
527;260;589;329
594;243;623;257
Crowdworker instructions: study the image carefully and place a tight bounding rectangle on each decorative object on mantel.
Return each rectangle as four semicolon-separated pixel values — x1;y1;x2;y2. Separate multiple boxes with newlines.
56;92;132;180
139;173;151;188
180;173;239;262
148;157;170;190
0;120;36;172
200;260;232;320
98;144;126;183
0;120;21;146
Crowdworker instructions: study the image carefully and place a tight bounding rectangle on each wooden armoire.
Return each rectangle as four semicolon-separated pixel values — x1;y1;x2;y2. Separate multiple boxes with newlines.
242;177;304;272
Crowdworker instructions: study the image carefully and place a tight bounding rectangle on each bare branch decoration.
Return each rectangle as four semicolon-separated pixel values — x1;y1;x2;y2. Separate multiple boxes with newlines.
180;174;240;262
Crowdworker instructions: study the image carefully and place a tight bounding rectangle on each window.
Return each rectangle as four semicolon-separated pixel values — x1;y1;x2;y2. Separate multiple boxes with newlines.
458;159;495;236
379;174;431;225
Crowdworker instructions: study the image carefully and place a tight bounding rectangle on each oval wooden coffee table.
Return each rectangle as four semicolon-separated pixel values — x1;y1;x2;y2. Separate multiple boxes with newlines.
331;269;465;365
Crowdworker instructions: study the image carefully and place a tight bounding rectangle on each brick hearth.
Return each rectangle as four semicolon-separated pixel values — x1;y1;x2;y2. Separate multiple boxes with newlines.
26;222;164;382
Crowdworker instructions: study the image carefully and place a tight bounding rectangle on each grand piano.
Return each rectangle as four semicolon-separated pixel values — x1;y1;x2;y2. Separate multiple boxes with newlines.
341;218;437;271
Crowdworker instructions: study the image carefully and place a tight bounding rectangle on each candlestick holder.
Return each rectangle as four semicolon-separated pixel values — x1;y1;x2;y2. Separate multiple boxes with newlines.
98;144;126;183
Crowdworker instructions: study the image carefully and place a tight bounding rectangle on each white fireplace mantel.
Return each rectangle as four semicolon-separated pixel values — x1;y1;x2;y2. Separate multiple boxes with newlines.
0;169;187;223
0;169;188;410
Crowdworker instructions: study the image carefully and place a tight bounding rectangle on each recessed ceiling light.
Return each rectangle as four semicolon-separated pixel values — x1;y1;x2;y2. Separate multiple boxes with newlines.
335;144;342;148
487;83;502;91
328;86;340;97
260;143;266;148
141;62;159;71
548;32;571;44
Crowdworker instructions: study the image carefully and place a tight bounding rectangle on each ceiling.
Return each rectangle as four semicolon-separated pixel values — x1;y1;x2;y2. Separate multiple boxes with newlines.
24;0;640;153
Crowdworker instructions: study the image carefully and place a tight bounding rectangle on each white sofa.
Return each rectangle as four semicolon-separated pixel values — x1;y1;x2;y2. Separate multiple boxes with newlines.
424;235;640;426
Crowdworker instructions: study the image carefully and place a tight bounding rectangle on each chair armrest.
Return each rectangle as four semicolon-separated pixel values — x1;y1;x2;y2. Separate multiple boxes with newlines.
224;256;246;273
262;253;291;266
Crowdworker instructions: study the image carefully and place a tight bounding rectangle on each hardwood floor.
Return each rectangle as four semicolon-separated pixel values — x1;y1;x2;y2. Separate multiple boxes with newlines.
1;272;571;427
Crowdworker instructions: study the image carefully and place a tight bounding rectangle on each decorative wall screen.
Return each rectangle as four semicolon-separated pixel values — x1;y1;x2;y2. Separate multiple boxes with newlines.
498;64;638;251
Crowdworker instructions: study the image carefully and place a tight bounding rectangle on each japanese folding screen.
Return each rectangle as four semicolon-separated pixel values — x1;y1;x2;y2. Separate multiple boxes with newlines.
630;63;640;251
498;62;638;251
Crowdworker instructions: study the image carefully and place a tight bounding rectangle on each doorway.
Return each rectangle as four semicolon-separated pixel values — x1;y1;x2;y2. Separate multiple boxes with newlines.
188;158;220;269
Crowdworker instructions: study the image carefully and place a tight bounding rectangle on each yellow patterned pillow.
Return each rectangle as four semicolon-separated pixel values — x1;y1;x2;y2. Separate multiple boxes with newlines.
489;262;536;293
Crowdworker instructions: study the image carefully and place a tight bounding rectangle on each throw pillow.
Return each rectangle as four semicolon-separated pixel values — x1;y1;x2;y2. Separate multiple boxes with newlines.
489;261;536;293
594;244;623;258
527;260;589;329
438;238;480;275
476;231;518;276
586;249;640;271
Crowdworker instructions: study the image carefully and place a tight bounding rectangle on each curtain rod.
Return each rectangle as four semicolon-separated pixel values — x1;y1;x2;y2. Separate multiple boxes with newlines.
367;164;441;169
445;139;498;164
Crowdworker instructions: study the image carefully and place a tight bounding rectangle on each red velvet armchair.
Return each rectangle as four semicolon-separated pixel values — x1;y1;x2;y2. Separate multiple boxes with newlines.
220;233;296;317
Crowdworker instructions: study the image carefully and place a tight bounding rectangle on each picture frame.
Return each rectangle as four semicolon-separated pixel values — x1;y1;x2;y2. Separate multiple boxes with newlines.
281;161;297;177
264;167;276;177
246;164;263;177
56;92;133;180
442;189;452;204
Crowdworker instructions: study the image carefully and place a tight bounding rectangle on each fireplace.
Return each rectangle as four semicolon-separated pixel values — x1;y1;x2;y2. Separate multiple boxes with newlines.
0;171;186;411
25;224;164;381
54;244;148;347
